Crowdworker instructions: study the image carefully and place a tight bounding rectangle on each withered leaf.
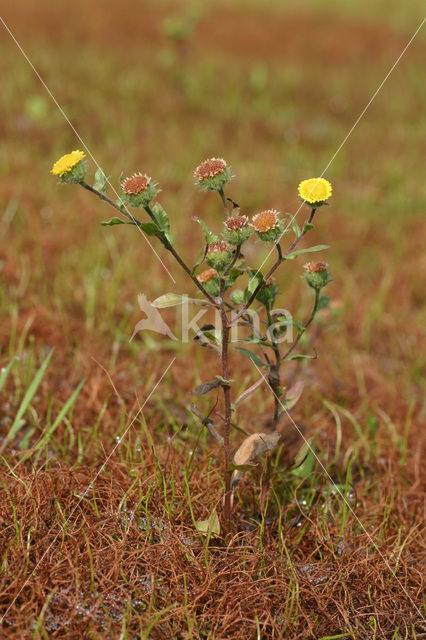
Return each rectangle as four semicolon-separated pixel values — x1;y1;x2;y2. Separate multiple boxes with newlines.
191;379;222;396
231;432;282;494
283;380;305;411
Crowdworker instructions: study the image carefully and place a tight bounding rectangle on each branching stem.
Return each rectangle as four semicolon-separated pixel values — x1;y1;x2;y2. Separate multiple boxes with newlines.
232;208;317;325
79;182;218;306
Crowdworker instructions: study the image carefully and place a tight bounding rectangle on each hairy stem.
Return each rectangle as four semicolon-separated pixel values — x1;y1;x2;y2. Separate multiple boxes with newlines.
219;278;232;529
80;181;140;224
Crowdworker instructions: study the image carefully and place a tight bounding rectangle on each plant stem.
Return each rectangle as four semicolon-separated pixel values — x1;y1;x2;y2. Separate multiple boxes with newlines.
143;203;218;306
232;208;317;324
280;289;320;362
266;308;281;431
79;182;218;306
218;188;228;216
80;181;140;224
223;243;242;277
219;278;232;529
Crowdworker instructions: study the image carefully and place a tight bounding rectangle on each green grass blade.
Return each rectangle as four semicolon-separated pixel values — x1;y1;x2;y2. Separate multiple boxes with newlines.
1;349;54;451
21;377;85;463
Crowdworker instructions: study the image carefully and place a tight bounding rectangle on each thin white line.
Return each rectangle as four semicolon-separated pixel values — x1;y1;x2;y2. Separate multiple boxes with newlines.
251;17;426;282
249;359;425;621
0;16;176;284
0;357;175;624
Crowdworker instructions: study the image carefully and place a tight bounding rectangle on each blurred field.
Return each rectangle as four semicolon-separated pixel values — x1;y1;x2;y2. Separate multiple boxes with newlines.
0;0;425;638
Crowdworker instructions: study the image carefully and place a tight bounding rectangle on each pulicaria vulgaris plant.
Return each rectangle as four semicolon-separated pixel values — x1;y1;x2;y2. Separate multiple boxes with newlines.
51;150;333;531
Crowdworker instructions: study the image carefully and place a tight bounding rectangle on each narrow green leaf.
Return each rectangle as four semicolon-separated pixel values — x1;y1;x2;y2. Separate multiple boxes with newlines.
101;217;128;226
190;248;205;276
292;221;301;238
228;462;257;472
215;375;234;386
152;293;186;308
235;347;267;369
302;223;314;233
152;293;210;308
285;353;317;361
202;330;222;345
192;216;219;244
285;244;329;260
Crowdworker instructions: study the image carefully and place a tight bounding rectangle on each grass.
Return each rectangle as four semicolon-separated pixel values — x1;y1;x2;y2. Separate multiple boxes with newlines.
0;0;425;637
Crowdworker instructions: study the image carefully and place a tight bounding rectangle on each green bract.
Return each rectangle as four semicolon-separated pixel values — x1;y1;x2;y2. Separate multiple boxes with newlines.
206;241;233;272
223;215;252;245
59;159;87;184
120;181;160;208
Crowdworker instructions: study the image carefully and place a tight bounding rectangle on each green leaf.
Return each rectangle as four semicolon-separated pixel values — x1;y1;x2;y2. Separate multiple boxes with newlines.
151;203;173;245
192;216;219;244
152;293;211;308
202;330;222;345
317;296;330;311
302;223;314;233
101;217;131;226
115;197;127;213
195;509;220;537
152;293;186;308
247;275;261;296
191;248;205;276
140;222;162;237
275;316;304;331
292;221;301;238
285;353;317;361
235;347;267;369
215;375;234;386
93;167;108;195
285;244;329;260
291;440;315;478
225;266;245;288
228;463;257;472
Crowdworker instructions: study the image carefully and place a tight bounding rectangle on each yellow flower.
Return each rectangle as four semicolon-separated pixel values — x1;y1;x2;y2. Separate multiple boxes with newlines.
298;178;332;205
51;150;86;176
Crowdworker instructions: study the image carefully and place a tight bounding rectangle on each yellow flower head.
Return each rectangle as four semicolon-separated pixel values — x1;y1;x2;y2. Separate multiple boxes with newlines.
51;150;86;176
298;178;332;205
